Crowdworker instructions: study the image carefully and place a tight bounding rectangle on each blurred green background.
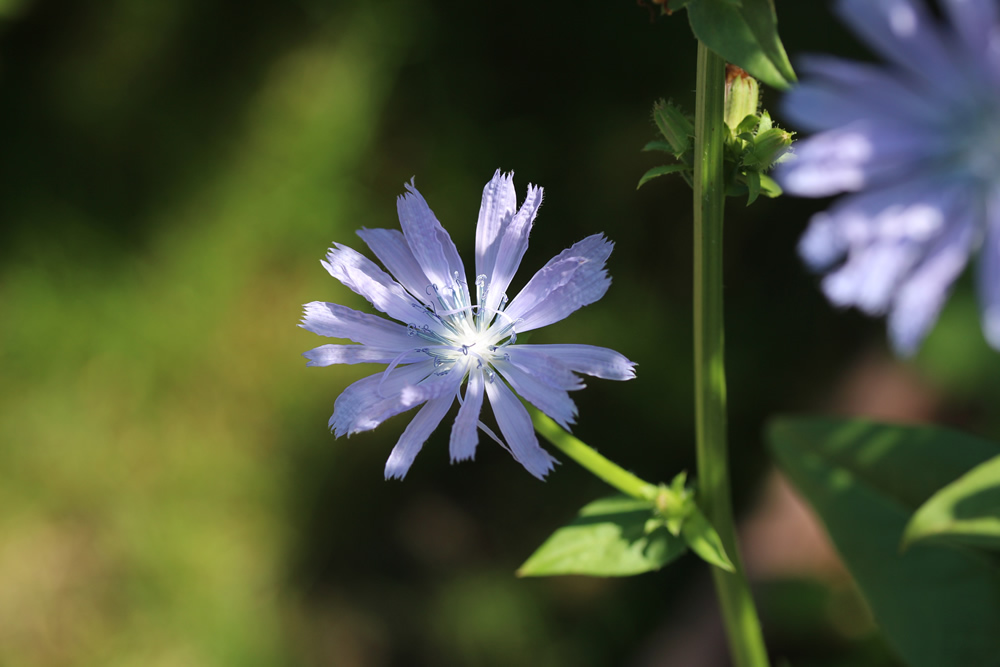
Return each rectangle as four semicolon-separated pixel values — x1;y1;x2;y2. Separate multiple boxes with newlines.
2;1;998;665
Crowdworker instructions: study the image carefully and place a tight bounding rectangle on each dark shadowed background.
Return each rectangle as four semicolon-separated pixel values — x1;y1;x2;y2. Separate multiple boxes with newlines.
1;1;996;665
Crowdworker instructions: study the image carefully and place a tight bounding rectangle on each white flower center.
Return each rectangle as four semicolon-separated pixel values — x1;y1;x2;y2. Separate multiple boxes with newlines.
405;273;518;382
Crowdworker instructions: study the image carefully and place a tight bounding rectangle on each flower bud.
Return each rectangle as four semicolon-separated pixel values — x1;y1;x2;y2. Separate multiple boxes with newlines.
748;127;794;170
724;64;759;133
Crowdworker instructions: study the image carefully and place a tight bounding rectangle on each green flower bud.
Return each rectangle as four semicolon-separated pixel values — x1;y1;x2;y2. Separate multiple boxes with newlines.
724;64;759;134
747;126;794;170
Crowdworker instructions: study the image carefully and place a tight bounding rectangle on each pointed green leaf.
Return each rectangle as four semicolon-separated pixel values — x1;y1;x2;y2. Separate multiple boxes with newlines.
641;140;676;153
681;507;735;571
759;173;781;198
735;114;760;137
637;163;689;190
758;110;773;133
517;495;687;577
905;454;1000;550
768;417;1000;667
652;99;694;154
685;0;796;90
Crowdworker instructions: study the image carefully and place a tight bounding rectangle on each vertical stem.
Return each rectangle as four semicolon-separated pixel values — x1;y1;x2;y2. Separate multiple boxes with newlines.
692;43;770;667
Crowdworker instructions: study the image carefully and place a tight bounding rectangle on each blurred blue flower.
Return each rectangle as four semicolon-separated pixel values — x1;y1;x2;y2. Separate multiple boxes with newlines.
776;0;1000;354
302;171;635;479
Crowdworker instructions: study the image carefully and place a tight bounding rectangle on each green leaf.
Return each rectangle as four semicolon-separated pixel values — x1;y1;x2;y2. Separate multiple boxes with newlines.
651;99;694;154
681;506;735;571
735;114;760;137
905;454;1000;550
759;173;781;198
637;163;689;190
517;495;687;577
768;417;1000;667
685;0;796;90
745;169;760;206
641;140;675;153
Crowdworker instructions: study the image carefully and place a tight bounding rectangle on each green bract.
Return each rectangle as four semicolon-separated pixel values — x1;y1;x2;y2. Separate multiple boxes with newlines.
638;86;792;206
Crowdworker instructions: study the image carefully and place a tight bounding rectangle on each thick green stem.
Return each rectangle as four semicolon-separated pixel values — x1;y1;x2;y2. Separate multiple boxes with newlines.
531;410;658;501
693;43;770;667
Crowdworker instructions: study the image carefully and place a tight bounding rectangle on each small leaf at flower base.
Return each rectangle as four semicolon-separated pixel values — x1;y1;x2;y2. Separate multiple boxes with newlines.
637;164;689;190
759;174;781;198
735;114;760;138
517;495;688;577
685;0;796;90
904;454;1000;550
681;506;735;572
768;416;1000;667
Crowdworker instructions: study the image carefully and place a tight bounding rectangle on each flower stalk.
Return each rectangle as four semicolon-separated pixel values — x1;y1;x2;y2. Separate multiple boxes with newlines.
693;42;770;667
530;410;658;501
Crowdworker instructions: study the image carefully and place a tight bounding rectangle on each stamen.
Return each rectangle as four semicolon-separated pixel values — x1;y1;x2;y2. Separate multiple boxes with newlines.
475;274;489;329
412;324;452;345
477;420;511;455
377;348;420;398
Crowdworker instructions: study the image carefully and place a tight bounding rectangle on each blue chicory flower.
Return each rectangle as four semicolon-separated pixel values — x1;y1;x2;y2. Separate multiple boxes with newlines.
301;171;636;479
776;0;1000;355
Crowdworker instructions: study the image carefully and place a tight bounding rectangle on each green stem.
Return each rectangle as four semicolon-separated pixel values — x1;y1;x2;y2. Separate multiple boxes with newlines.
530;410;658;501
693;43;770;667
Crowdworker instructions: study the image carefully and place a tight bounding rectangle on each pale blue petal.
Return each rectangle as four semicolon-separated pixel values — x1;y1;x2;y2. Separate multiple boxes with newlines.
494;360;578;430
482;183;543;316
798;214;849;271
303;345;425;367
822;242;922;315
357;227;433;304
396;180;465;291
300;301;415;347
977;190;1000;349
322;244;438;328
504;234;612;332
783;56;942;132
484;377;557;480
941;0;998;52
835;0;958;83
503;346;585;390
809;180;969;314
475;170;517;279
800;177;964;272
512;344;636;381
384;394;454;480
450;368;485;462
775;120;944;197
398;365;464;406
888;214;976;355
329;361;436;437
